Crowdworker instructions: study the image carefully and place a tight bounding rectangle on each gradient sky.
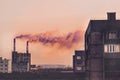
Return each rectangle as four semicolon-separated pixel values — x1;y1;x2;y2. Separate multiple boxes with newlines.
0;0;120;66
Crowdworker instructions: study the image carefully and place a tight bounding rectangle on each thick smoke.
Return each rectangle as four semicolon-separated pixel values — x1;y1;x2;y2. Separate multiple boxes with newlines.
15;31;81;48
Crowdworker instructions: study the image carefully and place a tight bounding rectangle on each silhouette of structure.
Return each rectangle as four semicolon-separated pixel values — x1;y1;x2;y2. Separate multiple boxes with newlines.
0;57;9;73
12;39;31;72
85;12;120;80
73;50;85;72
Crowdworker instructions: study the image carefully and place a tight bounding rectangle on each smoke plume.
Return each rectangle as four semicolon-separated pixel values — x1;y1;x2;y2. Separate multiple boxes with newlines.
15;31;81;49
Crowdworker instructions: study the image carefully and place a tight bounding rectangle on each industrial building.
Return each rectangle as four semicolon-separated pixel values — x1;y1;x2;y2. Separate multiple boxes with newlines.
85;12;120;80
73;50;85;72
12;39;31;72
0;57;9;73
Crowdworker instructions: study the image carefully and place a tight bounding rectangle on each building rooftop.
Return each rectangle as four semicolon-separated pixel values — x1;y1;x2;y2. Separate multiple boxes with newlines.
86;12;120;33
74;50;85;56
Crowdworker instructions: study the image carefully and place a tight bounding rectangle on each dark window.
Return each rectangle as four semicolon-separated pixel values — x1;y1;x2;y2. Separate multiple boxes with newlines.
108;32;117;39
5;65;7;67
91;32;102;44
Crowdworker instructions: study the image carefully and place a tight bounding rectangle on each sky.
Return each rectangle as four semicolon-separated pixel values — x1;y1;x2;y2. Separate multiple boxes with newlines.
0;0;120;66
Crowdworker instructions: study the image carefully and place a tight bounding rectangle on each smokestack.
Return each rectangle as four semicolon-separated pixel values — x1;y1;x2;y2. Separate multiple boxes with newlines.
13;38;16;52
26;41;29;53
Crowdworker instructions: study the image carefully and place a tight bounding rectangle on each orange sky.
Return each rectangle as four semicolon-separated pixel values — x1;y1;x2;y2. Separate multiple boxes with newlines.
0;0;120;66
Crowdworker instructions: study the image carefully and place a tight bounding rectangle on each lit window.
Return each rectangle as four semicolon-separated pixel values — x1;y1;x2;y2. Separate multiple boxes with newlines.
104;44;120;53
77;56;81;59
76;67;82;70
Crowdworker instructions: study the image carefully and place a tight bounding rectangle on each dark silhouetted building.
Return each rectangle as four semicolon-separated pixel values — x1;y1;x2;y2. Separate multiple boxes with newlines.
12;39;31;72
85;12;120;80
73;50;85;72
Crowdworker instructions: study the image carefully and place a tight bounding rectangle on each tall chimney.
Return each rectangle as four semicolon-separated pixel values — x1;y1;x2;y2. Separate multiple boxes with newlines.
107;12;116;20
26;41;29;53
13;38;16;52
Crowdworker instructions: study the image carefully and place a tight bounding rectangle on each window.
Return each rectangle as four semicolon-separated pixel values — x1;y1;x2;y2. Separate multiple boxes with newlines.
5;65;7;67
5;68;7;70
108;32;117;39
77;56;81;59
77;64;82;66
76;67;82;70
91;32;102;43
104;44;120;53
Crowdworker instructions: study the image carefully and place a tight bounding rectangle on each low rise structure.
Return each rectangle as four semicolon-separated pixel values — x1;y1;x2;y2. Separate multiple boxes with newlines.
39;65;66;69
73;50;85;72
0;57;9;73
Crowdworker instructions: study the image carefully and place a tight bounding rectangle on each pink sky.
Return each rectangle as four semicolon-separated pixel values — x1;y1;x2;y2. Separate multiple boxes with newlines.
0;0;120;66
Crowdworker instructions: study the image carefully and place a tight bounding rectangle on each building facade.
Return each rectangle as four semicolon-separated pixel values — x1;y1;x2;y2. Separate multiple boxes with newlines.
85;12;120;80
12;39;31;72
0;57;9;73
73;50;85;72
12;51;31;72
